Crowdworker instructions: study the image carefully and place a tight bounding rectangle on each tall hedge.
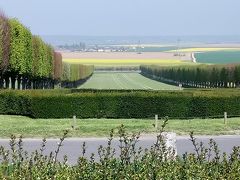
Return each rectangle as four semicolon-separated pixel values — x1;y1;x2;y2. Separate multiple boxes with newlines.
0;11;94;89
1;90;240;119
141;64;240;88
53;52;62;81
62;63;94;82
9;19;32;75
0;12;10;75
32;35;41;78
0;12;71;89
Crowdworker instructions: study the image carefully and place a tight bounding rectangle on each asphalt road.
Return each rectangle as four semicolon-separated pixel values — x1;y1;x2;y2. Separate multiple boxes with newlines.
0;135;239;165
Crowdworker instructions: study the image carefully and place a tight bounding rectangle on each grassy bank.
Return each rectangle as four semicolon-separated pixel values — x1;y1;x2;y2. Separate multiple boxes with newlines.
0;115;240;138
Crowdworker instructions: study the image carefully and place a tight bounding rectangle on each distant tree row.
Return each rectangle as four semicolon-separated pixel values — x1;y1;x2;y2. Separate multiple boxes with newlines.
141;64;240;88
0;12;65;89
94;66;140;72
62;63;94;88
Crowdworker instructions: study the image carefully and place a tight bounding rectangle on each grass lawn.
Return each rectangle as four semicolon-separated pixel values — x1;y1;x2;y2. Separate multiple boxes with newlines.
0;115;240;138
78;72;180;90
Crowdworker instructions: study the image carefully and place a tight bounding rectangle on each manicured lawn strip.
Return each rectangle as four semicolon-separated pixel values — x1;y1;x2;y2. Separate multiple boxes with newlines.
78;73;179;90
0;115;239;138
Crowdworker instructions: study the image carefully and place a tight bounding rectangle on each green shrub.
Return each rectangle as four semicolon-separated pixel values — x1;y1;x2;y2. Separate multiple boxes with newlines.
1;89;240;119
0;91;31;115
0;125;239;179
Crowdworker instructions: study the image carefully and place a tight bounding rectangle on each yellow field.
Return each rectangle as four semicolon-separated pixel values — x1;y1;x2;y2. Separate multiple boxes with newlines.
167;47;240;53
63;58;186;65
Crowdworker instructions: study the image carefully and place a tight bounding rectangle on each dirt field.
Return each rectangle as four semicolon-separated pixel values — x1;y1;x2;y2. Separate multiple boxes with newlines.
61;52;192;60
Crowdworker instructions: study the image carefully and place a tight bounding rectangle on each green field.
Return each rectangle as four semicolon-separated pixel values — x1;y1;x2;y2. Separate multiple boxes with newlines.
78;72;179;90
195;51;240;64
0;115;240;137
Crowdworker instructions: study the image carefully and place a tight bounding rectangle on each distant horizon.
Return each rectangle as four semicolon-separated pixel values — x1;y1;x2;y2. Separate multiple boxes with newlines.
40;35;240;37
41;35;240;46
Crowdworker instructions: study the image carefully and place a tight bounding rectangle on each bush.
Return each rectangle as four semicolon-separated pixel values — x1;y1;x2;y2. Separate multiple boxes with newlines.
0;124;239;179
1;89;240;119
0;91;31;115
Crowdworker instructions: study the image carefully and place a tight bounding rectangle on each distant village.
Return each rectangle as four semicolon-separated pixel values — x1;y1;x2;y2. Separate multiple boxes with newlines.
56;43;144;52
57;43;133;52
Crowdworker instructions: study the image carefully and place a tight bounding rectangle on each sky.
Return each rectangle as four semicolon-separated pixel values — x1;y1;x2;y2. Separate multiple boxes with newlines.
0;0;239;36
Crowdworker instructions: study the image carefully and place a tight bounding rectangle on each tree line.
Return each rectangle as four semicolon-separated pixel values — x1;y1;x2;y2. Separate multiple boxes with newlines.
140;64;240;88
61;63;94;88
0;12;60;89
0;12;93;89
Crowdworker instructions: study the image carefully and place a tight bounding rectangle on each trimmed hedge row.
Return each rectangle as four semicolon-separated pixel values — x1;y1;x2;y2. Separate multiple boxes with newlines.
141;64;240;88
1;90;240;119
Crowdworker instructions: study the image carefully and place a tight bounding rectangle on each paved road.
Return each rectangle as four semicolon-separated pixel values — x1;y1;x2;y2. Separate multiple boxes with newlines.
0;135;239;165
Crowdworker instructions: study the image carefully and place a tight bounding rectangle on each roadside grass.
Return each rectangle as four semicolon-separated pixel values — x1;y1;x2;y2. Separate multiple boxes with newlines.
0;115;240;138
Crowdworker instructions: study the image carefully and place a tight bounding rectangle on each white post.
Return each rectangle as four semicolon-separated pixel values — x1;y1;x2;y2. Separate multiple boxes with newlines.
20;77;23;90
72;115;76;129
224;112;227;124
155;114;158;130
3;79;6;88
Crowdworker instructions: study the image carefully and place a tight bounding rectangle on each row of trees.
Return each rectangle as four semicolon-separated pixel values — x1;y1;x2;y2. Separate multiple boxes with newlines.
0;12;63;89
62;63;94;88
141;64;240;88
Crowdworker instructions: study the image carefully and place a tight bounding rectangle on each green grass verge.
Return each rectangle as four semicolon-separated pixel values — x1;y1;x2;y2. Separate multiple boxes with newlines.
0;115;240;138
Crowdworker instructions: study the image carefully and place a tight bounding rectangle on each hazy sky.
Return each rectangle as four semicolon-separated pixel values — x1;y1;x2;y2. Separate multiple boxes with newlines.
0;0;239;36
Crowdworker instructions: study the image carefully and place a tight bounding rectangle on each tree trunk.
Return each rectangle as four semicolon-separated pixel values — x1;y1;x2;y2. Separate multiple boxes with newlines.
11;76;16;89
0;76;3;89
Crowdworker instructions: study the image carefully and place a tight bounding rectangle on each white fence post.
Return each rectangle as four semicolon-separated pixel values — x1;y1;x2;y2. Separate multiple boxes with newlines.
155;114;158;130
224;112;227;124
72;115;76;129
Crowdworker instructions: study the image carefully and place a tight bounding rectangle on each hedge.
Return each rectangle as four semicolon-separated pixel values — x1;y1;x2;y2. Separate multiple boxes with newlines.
1;90;240;119
141;64;240;88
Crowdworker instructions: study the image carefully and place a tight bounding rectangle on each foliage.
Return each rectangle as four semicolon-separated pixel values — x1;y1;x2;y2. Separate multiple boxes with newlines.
9;18;32;75
0;12;90;89
1;89;240;119
53;52;62;80
62;63;94;82
0;12;10;74
0;124;239;179
0;91;31;115
141;64;240;88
